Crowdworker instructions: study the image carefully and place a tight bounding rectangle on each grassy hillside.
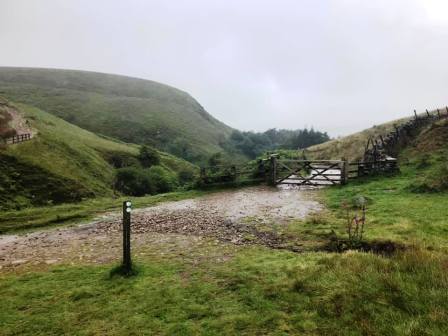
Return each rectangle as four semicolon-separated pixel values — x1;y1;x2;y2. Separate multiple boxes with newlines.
0;67;233;163
305;116;412;161
304;109;447;161
0;100;196;210
403;118;448;192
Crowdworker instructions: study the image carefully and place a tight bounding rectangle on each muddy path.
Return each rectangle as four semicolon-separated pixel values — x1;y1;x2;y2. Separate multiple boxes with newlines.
0;186;323;270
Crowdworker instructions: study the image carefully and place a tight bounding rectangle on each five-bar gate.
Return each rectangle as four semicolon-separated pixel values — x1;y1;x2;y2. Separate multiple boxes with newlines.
270;157;347;186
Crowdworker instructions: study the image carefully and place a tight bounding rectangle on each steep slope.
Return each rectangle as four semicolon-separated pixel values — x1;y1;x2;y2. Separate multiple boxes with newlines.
0;67;233;163
403;118;448;192
305;109;446;161
305;116;412;160
0;100;195;210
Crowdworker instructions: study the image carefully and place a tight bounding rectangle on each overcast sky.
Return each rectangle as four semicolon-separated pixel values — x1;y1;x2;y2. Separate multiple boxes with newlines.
1;0;448;136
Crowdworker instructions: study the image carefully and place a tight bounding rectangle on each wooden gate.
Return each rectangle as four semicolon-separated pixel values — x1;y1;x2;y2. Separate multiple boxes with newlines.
271;158;347;186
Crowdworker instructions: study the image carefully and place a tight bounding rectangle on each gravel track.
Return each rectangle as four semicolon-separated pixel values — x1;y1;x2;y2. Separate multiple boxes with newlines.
0;186;322;269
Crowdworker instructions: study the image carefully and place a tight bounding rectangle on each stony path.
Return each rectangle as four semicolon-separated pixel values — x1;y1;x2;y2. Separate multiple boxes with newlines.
0;186;322;270
3;103;36;138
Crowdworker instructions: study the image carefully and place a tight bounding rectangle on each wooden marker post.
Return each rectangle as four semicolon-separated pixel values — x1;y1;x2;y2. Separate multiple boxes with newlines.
122;201;132;273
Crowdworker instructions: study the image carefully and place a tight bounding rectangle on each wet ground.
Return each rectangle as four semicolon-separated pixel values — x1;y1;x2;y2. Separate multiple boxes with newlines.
0;186;323;270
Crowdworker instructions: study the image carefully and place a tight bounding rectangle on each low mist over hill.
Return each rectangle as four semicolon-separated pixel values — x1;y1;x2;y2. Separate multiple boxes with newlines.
0;67;233;163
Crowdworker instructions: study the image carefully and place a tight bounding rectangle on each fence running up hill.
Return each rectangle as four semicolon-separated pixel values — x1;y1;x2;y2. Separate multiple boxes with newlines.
364;107;448;162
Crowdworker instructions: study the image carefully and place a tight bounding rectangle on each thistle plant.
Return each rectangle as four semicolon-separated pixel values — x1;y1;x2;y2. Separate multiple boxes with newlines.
342;196;367;245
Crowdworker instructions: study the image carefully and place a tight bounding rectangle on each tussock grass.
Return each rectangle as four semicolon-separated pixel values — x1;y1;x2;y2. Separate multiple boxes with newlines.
1;247;447;335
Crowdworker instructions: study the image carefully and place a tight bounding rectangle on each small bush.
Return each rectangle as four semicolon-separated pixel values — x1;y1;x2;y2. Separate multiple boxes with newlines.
147;166;178;193
178;169;196;185
115;166;179;196
114;167;153;196
105;151;140;168
207;152;224;167
138;145;160;168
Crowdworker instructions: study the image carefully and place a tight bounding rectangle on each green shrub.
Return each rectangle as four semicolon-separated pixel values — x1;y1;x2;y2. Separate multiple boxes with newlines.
147;166;178;193
114;167;153;196
105;151;140;169
115;166;179;196
178;169;196;185
207;152;224;166
138;145;160;168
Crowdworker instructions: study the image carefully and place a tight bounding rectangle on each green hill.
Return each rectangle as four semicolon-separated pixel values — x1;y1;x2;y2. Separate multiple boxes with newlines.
404;118;448;192
0;67;233;163
305;116;412;160
0;99;196;210
304;109;447;161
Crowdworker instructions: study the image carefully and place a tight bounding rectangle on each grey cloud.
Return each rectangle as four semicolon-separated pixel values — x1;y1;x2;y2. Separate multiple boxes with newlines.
1;0;448;136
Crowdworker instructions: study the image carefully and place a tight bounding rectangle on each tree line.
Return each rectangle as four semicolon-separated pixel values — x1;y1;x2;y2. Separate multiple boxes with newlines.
222;128;330;159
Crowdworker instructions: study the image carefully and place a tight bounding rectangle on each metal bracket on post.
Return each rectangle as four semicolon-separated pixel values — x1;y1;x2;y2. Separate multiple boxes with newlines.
122;200;132;273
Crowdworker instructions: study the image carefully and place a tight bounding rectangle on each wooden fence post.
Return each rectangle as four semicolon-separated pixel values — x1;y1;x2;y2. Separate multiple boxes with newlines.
269;155;277;186
340;158;348;185
357;160;364;178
